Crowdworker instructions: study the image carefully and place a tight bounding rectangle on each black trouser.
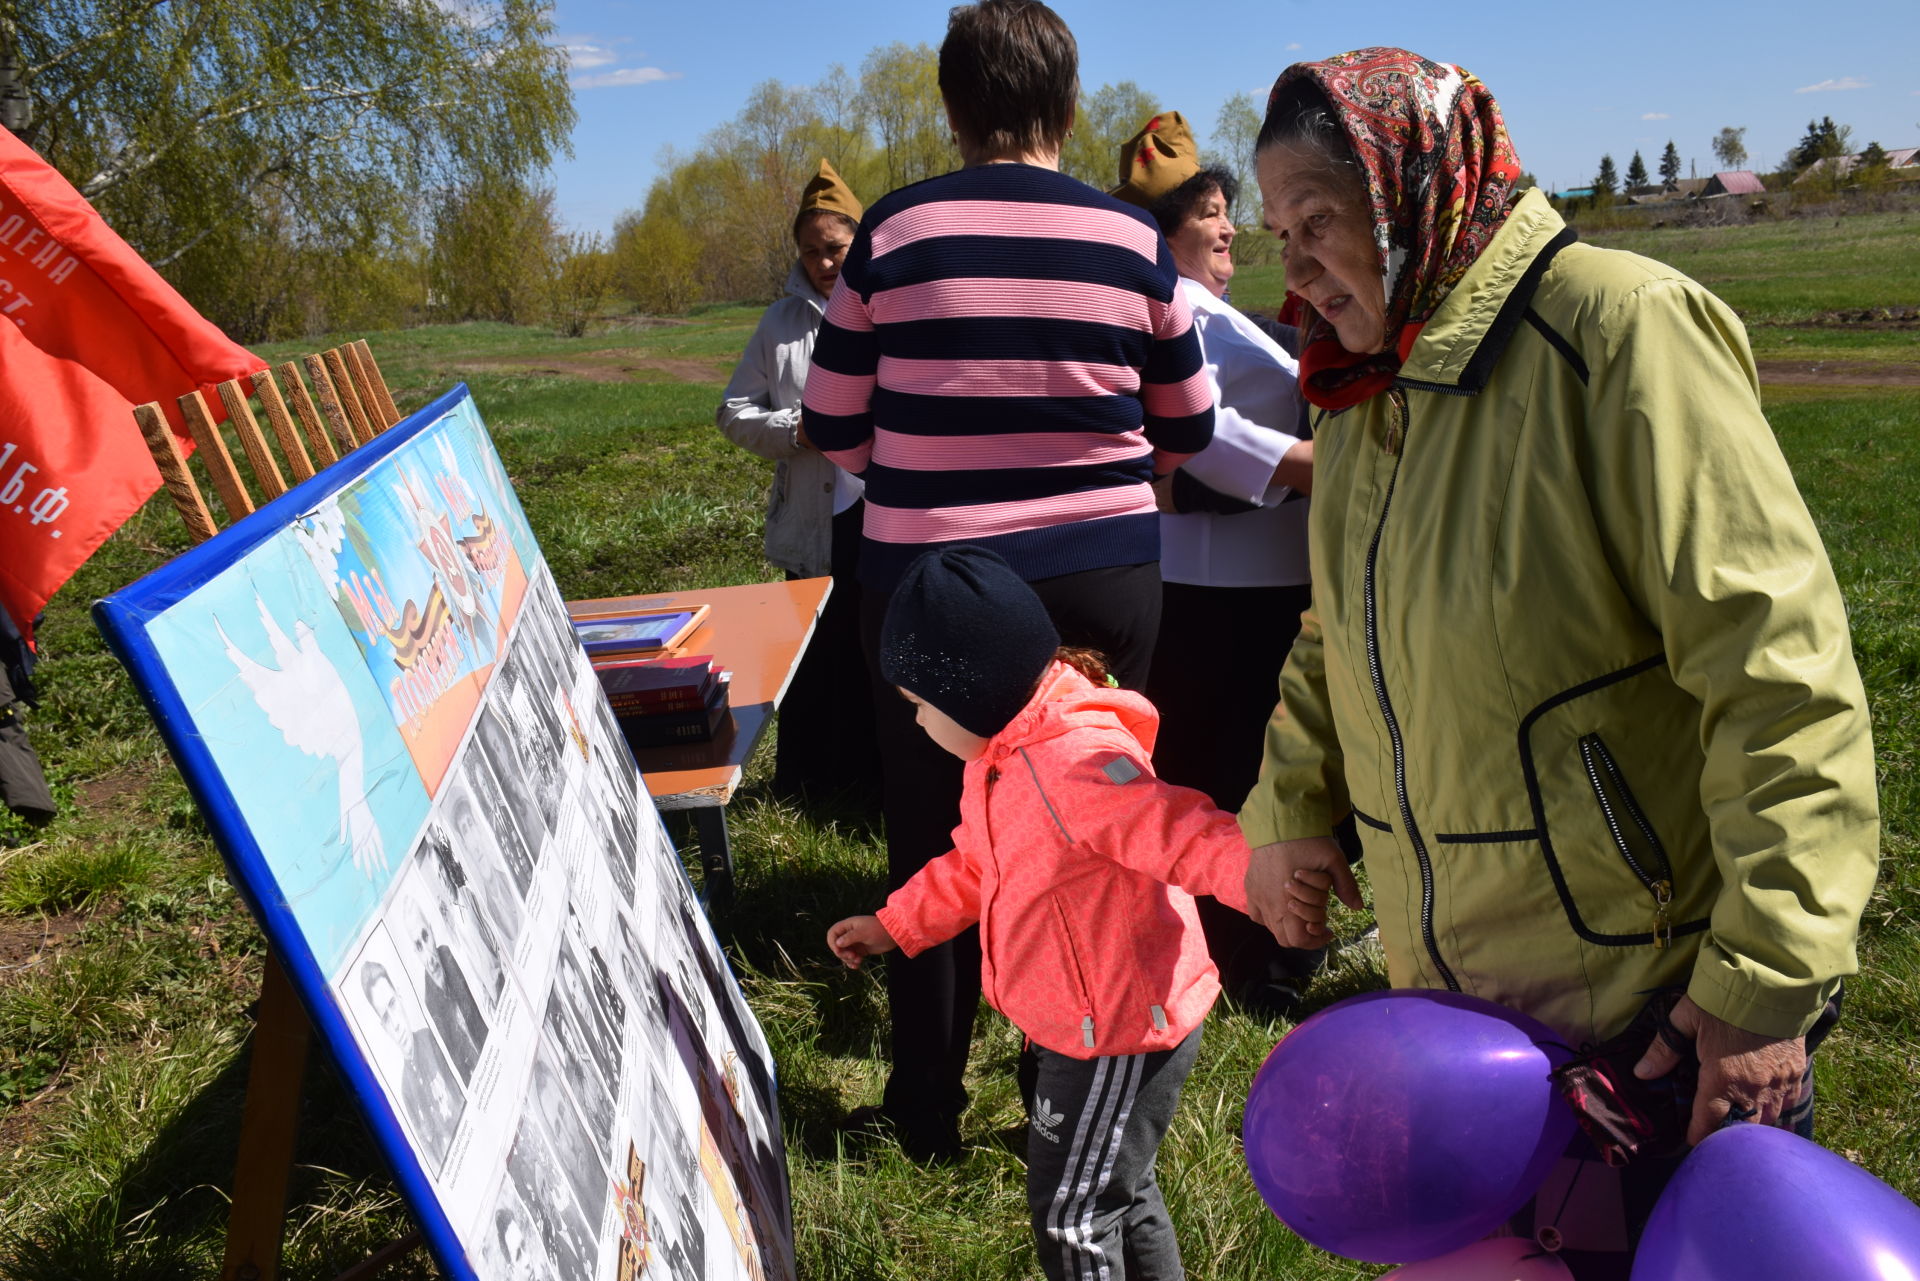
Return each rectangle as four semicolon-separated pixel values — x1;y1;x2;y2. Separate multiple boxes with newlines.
859;560;1161;1142
1018;1027;1202;1281
1146;581;1317;992
775;502;879;807
1515;991;1839;1281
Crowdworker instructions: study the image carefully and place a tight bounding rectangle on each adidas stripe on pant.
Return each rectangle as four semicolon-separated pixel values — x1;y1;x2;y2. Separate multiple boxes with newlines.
1019;1026;1203;1281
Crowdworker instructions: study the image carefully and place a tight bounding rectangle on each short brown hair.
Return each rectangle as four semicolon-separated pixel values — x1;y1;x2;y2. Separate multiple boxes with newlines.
939;1;1078;158
1148;167;1239;237
792;207;857;243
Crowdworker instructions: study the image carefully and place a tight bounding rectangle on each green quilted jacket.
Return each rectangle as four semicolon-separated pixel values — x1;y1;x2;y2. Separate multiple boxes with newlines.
1240;189;1879;1044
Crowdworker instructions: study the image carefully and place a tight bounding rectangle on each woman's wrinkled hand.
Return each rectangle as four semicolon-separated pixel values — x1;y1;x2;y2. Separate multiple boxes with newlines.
1633;994;1810;1146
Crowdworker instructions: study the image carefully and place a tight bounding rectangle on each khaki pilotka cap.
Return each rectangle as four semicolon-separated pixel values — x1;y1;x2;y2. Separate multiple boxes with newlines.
1109;110;1201;210
795;158;863;232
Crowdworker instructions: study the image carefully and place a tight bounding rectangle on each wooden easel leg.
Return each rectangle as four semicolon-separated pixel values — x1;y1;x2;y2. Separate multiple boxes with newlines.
331;1231;423;1281
220;953;311;1281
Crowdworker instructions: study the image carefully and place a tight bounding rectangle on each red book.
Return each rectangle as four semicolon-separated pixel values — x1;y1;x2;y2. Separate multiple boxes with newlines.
618;677;732;747
607;689;710;715
594;653;715;705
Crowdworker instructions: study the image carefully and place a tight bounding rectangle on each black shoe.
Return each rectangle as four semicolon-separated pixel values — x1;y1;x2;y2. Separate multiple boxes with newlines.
1271;945;1329;980
838;1105;963;1165
1236;976;1308;1022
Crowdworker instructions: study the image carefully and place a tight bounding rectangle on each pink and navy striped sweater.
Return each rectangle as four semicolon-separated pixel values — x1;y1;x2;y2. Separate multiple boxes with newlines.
801;164;1215;590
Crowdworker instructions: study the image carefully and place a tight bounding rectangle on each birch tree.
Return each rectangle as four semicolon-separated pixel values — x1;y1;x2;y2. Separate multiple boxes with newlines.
5;0;573;336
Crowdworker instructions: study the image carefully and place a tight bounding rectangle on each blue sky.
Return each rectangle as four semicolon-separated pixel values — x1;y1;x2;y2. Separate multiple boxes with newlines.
548;0;1920;234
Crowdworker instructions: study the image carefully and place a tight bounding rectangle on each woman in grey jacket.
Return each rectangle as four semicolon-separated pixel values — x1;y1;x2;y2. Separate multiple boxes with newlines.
717;158;878;804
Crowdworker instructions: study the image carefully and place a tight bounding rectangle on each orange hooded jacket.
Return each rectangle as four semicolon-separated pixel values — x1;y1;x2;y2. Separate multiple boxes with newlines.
877;661;1254;1059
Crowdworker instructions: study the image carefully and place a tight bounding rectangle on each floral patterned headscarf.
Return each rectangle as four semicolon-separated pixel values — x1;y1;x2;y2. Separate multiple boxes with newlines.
1269;48;1524;409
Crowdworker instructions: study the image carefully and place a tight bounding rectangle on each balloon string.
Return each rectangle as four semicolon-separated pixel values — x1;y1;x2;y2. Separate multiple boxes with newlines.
1536;1156;1585;1251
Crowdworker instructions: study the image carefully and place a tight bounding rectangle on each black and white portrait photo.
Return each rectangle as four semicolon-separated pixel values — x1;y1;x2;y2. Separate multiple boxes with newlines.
413;821;507;1006
543;987;615;1135
473;703;551;854
400;894;489;1082
484;1185;555;1281
529;1053;611;1228
352;953;464;1173
553;937;621;1092
439;770;527;948
505;1116;597;1281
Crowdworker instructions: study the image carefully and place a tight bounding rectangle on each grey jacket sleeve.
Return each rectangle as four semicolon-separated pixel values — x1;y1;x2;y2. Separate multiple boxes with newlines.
717;314;802;461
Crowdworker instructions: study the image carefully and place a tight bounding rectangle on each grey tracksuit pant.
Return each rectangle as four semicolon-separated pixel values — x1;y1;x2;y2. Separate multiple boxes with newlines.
1019;1026;1203;1281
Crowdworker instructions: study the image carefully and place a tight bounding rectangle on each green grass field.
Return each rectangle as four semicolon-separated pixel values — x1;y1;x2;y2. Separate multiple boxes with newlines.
1231;207;1920;366
1;209;1915;1279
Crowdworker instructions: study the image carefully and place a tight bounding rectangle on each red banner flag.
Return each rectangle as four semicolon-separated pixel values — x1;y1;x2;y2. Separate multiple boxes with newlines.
0;322;167;642
0;124;266;643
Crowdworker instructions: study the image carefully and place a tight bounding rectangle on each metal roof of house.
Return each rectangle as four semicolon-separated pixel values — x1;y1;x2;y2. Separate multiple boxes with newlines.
1706;170;1766;196
1795;147;1920;182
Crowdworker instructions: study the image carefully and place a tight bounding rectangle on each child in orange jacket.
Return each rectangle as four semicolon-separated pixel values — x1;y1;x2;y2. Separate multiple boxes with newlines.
828;546;1329;1281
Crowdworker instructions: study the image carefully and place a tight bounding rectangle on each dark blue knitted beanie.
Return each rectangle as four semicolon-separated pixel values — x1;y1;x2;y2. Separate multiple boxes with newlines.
879;546;1059;738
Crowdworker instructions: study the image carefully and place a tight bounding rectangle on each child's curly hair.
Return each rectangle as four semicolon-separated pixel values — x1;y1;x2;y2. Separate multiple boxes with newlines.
1054;646;1112;686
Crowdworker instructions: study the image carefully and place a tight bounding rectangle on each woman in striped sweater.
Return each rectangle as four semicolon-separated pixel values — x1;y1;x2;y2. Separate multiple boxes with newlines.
801;0;1217;1163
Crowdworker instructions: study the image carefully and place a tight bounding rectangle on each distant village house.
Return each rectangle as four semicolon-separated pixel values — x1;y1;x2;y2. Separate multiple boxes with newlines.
1795;147;1920;184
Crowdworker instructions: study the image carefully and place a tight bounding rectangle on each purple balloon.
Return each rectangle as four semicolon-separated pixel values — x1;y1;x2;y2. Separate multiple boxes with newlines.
1243;989;1576;1264
1632;1124;1920;1281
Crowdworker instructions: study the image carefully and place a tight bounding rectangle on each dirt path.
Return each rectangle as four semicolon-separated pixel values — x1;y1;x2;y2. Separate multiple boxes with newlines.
1755;359;1920;389
458;351;726;384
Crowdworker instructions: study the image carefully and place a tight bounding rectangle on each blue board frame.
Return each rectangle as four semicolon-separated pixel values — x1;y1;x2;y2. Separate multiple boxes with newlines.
94;384;795;1281
95;383;481;1275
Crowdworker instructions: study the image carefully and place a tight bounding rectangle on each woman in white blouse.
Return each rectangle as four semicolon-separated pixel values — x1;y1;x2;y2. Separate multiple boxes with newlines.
1113;112;1322;1017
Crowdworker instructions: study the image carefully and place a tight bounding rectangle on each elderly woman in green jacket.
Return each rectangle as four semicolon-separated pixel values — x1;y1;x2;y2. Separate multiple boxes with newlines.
1239;48;1878;1270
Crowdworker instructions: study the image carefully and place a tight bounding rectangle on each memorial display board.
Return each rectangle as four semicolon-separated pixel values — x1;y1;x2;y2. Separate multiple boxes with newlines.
94;385;793;1281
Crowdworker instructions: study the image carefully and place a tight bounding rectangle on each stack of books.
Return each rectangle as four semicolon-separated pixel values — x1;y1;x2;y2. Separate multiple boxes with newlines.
593;652;732;748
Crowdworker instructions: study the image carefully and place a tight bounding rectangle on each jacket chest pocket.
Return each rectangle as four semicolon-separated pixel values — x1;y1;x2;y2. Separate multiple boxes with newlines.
1577;732;1676;948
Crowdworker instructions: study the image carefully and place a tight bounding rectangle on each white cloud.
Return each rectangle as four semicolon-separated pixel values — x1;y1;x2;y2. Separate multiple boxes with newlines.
564;41;618;70
1285;42;1302;51
1641;111;1670;120
572;66;681;89
1796;76;1870;93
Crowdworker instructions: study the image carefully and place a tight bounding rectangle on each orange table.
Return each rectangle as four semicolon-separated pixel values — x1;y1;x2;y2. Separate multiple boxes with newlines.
569;578;830;899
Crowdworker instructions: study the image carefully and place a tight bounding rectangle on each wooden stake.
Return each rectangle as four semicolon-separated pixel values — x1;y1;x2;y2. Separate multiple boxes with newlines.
270;363;339;466
323;347;377;446
352;339;404;427
178;389;256;522
304;352;364;451
216;379;290;499
247;370;316;484
339;343;391;433
132;403;219;543
217;954;312;1281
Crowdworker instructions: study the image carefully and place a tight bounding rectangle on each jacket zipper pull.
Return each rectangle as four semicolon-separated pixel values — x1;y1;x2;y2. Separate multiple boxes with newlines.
1081;1015;1095;1049
1385;388;1408;456
1651;879;1673;950
985;765;999;792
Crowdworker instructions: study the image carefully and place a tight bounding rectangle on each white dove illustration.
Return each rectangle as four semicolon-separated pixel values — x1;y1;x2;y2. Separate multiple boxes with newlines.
217;595;389;878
